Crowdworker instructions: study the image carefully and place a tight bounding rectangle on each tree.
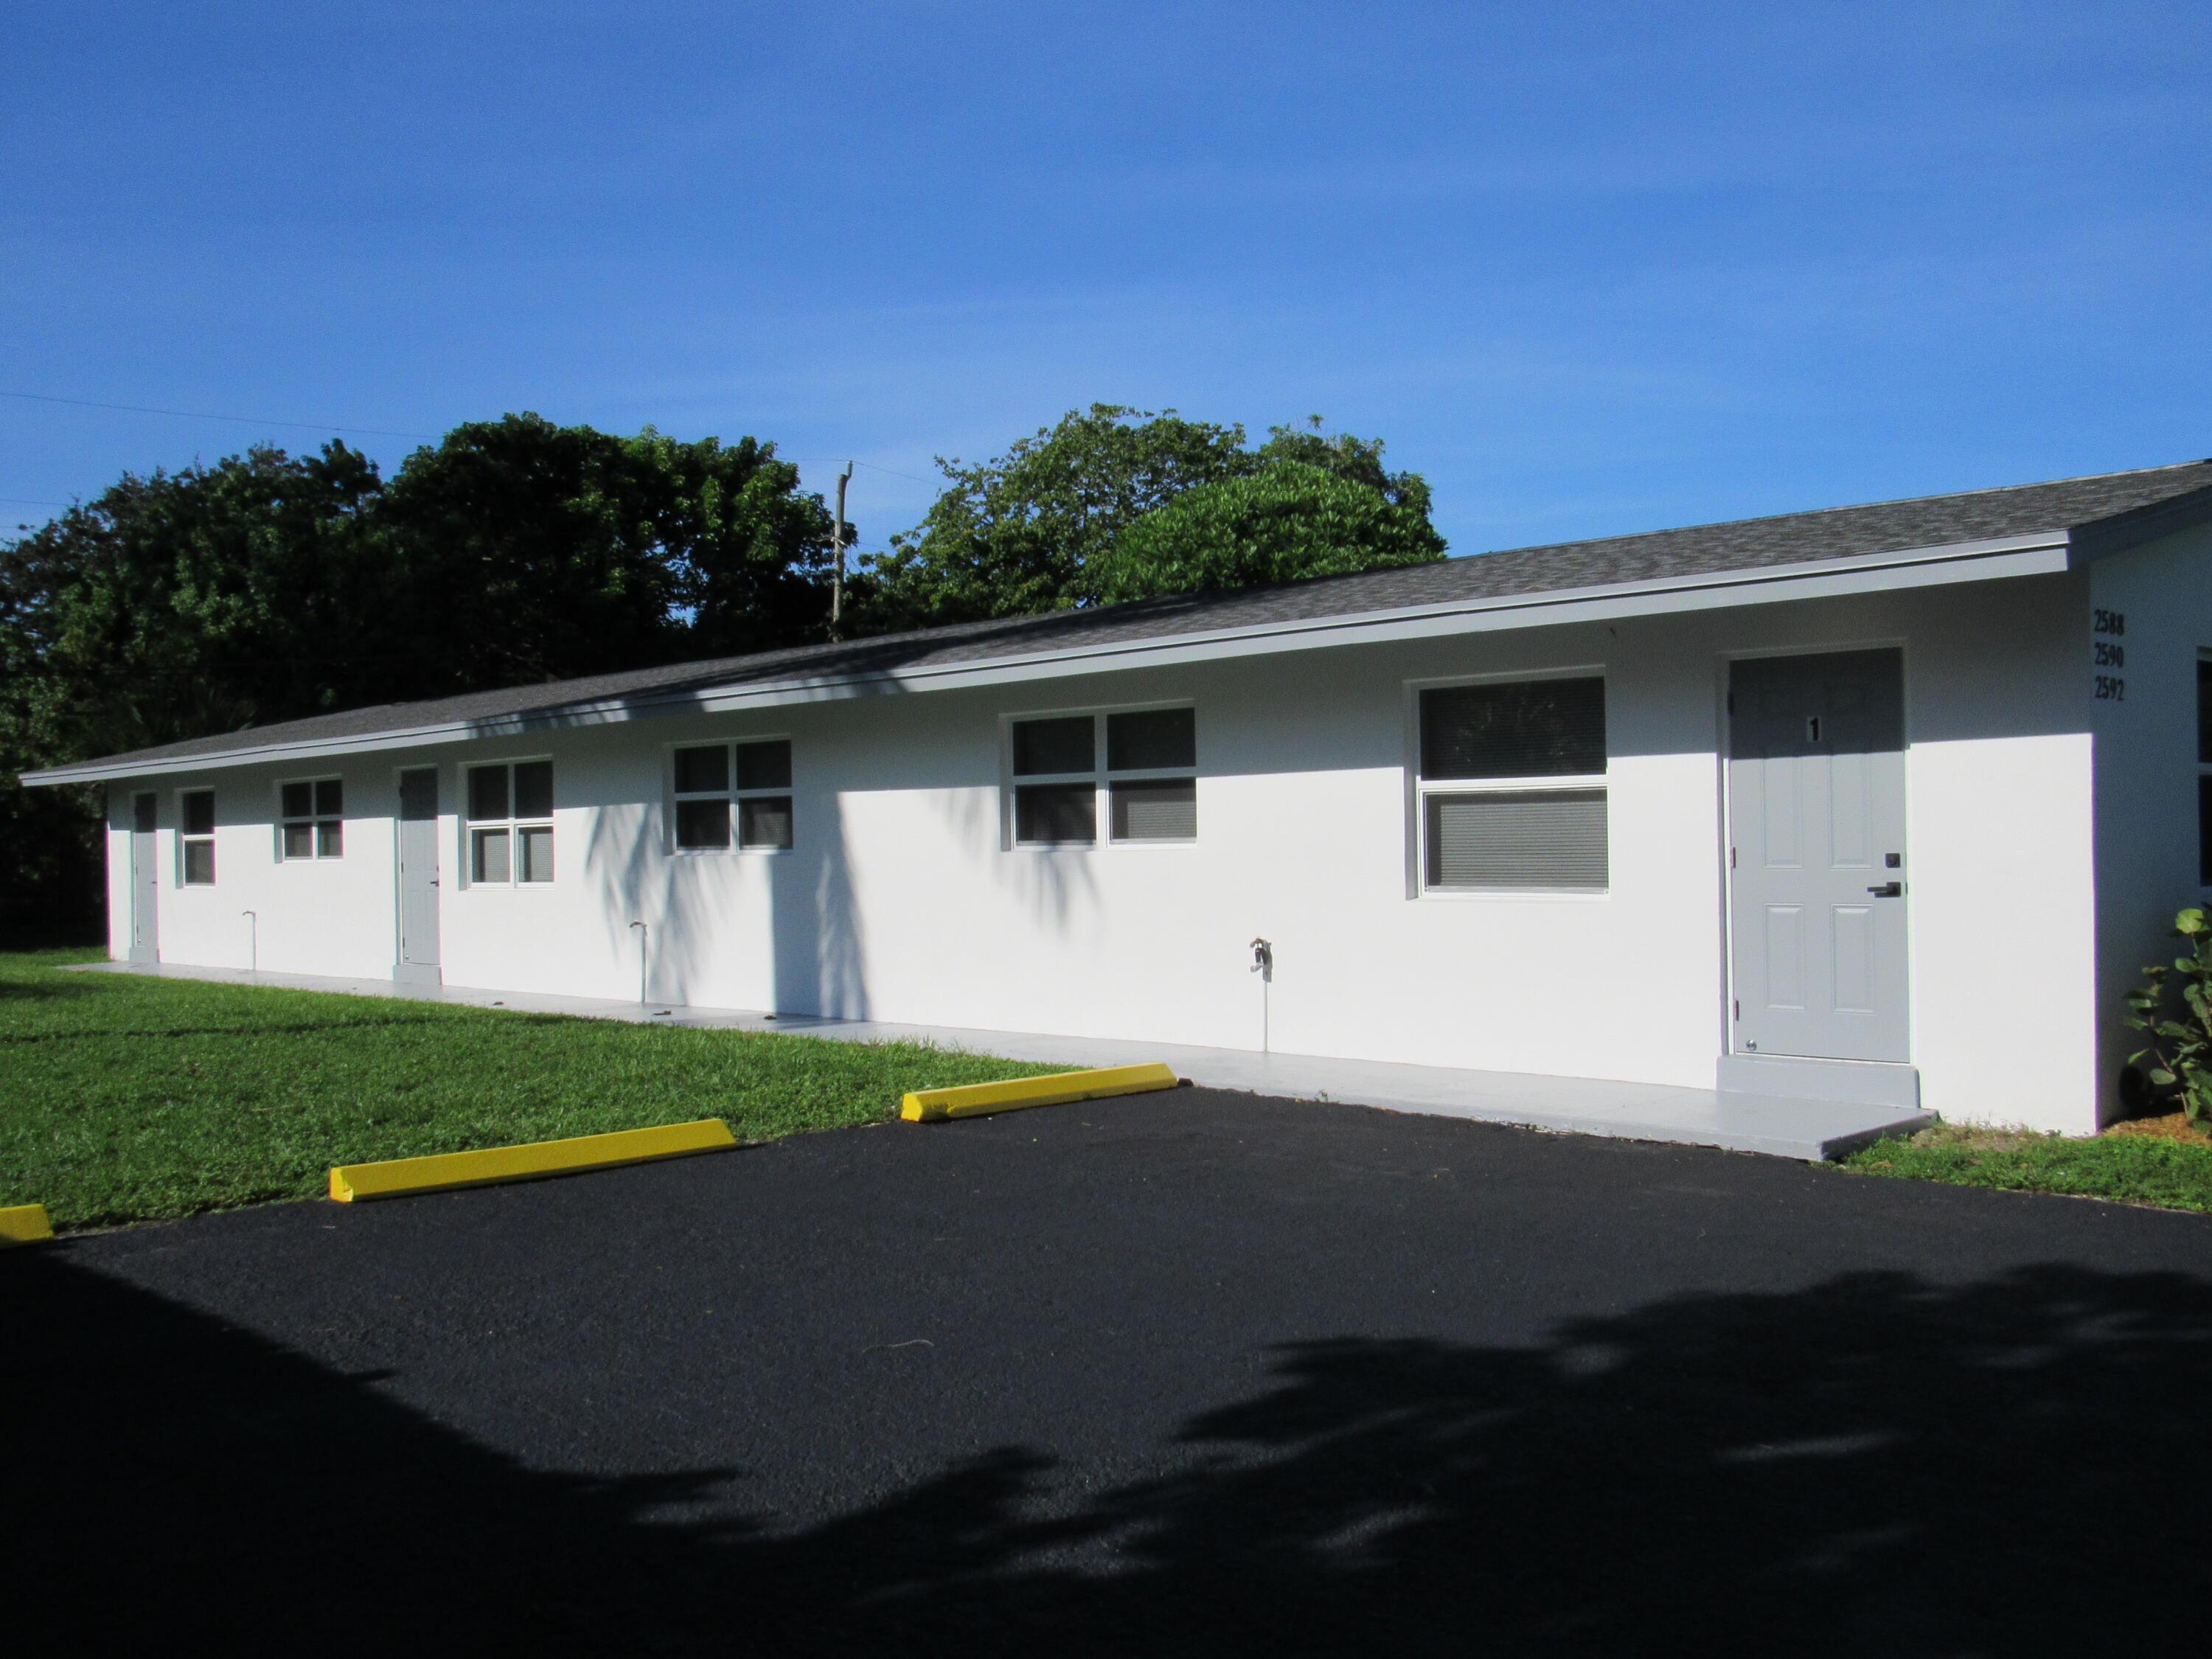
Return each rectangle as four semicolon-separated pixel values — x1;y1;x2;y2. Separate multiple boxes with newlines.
1093;458;1447;602
1252;416;1439;522
854;408;1447;625
852;404;1256;627
0;415;840;931
370;415;838;692
0;442;389;931
1;443;388;764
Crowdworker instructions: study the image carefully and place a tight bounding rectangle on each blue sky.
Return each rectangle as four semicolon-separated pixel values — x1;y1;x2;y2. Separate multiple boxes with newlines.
3;1;2205;555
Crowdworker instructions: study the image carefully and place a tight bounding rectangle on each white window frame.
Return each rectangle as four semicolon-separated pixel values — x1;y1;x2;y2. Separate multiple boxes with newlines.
276;776;345;862
177;787;216;886
1002;701;1198;850
1406;668;1609;900
463;757;556;888
666;737;794;855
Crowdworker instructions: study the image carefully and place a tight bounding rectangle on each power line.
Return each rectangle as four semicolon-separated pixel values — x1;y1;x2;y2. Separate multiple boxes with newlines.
2;495;69;508
0;389;434;440
787;456;939;487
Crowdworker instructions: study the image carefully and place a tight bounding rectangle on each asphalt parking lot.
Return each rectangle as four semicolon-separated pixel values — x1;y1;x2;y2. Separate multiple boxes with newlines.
11;1087;2212;1656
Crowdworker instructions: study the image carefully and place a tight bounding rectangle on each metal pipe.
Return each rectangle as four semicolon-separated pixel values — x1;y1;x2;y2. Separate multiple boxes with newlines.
241;911;257;975
1250;937;1273;1054
630;920;648;1006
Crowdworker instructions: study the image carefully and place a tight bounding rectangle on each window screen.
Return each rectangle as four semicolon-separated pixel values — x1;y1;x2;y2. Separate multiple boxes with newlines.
2201;774;2212;888
513;761;554;821
2199;660;2212;766
1111;779;1196;841
1010;708;1197;845
675;740;793;851
737;740;793;792
674;745;728;795
279;778;343;859
467;762;554;883
1016;782;1096;844
1425;790;1608;891
181;789;215;886
1420;678;1606;779
1013;717;1093;777
675;798;732;849
1107;708;1196;771
468;767;509;822
739;796;793;850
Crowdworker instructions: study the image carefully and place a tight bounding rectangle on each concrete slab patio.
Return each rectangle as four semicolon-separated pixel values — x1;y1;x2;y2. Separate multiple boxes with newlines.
69;959;1931;1159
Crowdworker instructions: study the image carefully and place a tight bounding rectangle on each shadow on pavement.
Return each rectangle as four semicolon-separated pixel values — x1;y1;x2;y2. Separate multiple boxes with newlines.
7;1253;2208;1655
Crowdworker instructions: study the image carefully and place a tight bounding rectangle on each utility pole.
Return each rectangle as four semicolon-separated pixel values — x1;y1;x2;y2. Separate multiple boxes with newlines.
830;461;853;636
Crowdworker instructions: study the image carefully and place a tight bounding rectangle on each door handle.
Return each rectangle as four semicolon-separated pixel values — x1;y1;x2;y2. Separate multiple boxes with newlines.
1866;883;1902;897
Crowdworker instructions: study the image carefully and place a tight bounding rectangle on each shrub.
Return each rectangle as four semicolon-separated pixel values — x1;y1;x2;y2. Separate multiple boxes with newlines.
2121;907;2212;1129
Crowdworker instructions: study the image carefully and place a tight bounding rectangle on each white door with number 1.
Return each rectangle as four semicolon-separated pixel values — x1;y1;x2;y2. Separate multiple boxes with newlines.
1727;650;1909;1063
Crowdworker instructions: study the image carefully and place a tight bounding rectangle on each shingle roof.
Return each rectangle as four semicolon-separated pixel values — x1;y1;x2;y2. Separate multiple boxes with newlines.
37;457;2212;777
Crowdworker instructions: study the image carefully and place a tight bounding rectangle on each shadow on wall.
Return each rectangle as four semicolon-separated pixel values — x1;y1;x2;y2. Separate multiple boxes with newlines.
578;723;870;1019
774;789;868;1020
8;1254;2207;1655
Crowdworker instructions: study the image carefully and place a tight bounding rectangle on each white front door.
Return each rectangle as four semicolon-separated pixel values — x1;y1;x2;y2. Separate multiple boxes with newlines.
1727;649;1909;1062
395;768;442;983
129;791;159;963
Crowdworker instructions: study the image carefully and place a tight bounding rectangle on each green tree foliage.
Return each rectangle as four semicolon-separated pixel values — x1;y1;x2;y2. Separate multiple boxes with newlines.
0;415;836;929
855;407;1446;624
1094;458;1447;602
1251;417;1439;522
372;416;834;692
852;404;1257;627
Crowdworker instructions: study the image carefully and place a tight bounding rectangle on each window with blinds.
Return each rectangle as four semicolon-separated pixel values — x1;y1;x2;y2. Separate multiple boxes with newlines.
1418;677;1607;893
466;760;555;885
179;789;216;886
671;739;794;852
1009;706;1197;846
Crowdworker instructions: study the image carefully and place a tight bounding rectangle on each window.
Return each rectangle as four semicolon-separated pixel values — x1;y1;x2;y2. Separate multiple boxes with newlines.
467;760;554;884
2198;658;2212;886
179;790;215;885
1417;676;1607;892
671;740;793;852
279;778;343;860
1009;707;1197;846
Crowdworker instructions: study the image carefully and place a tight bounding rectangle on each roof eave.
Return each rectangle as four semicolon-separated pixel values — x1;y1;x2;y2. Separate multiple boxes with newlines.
2065;484;2212;562
18;526;2076;787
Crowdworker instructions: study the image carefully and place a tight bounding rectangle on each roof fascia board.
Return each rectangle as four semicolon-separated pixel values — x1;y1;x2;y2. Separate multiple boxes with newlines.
2065;487;2212;563
678;533;2072;712
21;529;2068;785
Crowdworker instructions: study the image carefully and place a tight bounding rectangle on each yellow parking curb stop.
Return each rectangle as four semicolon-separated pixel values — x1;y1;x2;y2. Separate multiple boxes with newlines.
330;1119;739;1202
901;1062;1180;1123
0;1203;55;1246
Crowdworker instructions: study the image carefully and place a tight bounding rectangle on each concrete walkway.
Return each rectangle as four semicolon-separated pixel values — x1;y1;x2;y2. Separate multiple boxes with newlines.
69;959;1931;1160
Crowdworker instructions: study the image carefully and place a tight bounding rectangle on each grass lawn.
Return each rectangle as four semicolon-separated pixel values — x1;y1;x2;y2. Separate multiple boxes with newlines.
1839;1119;2212;1214
0;947;1073;1231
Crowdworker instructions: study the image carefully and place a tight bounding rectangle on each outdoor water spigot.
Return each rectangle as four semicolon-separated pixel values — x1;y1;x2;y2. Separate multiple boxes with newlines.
1249;937;1273;983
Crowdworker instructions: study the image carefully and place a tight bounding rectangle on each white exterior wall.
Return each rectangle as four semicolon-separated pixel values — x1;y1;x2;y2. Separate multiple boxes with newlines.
105;768;413;981
102;571;2106;1131
2088;521;2212;1126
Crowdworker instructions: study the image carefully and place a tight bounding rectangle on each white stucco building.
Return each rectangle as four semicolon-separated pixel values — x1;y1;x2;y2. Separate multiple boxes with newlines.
27;460;2212;1141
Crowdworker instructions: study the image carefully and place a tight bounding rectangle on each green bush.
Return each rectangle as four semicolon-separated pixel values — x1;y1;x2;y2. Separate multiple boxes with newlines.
2121;907;2212;1129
